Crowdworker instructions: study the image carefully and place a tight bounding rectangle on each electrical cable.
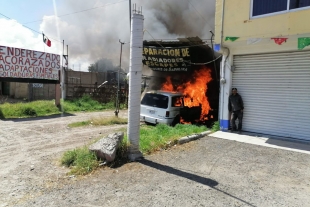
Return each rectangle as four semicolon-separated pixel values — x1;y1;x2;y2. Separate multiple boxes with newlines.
143;29;212;49
0;12;62;43
184;55;222;65
22;0;128;25
0;0;128;43
186;0;214;30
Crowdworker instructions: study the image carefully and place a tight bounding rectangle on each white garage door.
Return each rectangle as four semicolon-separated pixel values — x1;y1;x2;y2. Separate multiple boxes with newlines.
233;50;310;141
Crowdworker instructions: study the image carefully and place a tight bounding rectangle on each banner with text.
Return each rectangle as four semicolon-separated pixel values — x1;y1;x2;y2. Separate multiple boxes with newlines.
142;46;191;72
0;45;60;80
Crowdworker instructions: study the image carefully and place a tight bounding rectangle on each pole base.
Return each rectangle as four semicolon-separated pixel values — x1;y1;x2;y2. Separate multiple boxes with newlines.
128;150;143;161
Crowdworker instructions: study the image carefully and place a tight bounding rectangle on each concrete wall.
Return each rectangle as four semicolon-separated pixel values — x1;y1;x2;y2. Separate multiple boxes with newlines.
66;71;101;86
32;83;56;100
10;82;28;99
1;72;108;101
65;71;108;99
215;0;310;45
7;82;56;100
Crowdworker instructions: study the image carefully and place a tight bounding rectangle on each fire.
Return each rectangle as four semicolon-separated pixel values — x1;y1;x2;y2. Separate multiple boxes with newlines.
162;76;173;91
161;67;212;121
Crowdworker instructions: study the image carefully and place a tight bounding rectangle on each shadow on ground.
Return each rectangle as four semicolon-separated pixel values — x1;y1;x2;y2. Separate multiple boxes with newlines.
138;158;256;207
0;113;75;122
0;109;3;119
138;158;218;187
237;131;310;153
265;138;310;152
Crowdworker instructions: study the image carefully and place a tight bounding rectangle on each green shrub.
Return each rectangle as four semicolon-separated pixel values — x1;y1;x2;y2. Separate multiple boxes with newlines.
21;107;37;116
61;149;78;167
211;121;220;132
61;95;116;112
61;147;100;175
0;100;60;118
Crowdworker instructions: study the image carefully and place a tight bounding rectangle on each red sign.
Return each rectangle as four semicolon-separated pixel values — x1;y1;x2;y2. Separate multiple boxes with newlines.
271;38;288;45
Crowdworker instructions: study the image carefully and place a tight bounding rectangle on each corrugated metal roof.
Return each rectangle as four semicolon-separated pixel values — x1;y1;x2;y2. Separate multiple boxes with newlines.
143;36;208;47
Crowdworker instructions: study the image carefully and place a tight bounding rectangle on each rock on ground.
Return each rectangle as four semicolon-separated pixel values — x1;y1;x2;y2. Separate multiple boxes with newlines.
89;132;124;162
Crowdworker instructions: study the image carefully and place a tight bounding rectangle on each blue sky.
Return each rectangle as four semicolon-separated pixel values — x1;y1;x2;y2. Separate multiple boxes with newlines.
1;0;55;31
0;0;215;71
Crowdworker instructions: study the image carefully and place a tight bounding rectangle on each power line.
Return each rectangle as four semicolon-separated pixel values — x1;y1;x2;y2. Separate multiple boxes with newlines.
22;0;128;25
186;0;214;31
185;54;222;65
144;29;213;49
0;12;62;43
0;0;128;43
0;13;10;19
143;29;165;48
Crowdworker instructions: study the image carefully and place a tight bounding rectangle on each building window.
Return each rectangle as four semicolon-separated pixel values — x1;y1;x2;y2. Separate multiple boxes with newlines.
290;0;310;9
252;0;310;17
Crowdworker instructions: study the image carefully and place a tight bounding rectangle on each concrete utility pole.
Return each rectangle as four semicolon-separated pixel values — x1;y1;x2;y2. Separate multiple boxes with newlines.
127;6;144;161
129;0;131;31
115;39;125;117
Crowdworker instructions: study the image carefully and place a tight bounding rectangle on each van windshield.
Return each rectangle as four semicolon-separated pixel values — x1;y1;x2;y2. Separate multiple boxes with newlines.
141;94;168;109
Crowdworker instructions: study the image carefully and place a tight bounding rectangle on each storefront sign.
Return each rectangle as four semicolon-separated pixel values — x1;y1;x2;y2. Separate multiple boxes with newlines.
142;46;191;72
0;45;60;80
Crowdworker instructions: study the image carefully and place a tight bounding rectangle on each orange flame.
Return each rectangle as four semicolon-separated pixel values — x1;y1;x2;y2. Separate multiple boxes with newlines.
161;67;212;121
180;117;192;124
162;76;173;91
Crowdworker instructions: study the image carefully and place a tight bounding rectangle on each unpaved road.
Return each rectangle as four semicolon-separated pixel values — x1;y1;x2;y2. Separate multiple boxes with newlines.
1;110;310;207
0;110;128;206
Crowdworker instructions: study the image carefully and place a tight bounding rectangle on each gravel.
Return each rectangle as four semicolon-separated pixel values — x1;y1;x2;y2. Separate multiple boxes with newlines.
1;110;310;207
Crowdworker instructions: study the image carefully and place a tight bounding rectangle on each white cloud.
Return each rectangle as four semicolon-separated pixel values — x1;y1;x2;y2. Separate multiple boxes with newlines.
1;0;216;72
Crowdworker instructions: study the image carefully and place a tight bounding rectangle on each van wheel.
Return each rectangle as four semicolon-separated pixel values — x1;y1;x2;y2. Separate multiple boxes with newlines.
171;115;180;127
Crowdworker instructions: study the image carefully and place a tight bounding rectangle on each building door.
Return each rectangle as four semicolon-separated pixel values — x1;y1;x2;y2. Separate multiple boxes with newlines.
2;82;10;95
233;50;310;141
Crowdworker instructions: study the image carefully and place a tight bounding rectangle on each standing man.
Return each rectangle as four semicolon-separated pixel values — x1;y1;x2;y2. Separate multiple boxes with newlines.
228;88;244;132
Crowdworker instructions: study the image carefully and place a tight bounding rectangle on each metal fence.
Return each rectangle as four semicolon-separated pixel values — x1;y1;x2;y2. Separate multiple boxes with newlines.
66;82;128;105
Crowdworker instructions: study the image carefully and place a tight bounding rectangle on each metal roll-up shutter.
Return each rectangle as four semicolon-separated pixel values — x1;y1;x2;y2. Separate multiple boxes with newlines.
233;50;310;141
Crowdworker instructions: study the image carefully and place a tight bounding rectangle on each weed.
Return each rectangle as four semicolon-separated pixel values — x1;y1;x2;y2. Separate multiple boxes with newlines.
68;117;127;128
21;107;37;116
61;124;208;175
61;149;77;167
0;95;123;119
61;147;100;175
211;121;220;132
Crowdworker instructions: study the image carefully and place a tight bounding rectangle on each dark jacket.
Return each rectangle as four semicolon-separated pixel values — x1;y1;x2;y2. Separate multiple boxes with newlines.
228;93;244;112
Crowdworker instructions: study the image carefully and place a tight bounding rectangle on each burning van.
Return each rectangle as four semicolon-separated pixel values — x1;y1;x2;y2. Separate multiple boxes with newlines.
140;90;202;126
140;91;184;126
141;37;220;127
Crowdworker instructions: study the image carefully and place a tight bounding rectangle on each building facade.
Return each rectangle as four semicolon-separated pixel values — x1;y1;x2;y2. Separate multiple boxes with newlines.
215;0;310;141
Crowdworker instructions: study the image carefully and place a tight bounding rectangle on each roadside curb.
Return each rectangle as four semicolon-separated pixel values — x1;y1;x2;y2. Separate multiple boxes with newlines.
178;130;213;144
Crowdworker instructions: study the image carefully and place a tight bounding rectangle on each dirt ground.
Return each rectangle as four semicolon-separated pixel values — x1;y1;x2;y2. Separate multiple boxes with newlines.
1;110;310;207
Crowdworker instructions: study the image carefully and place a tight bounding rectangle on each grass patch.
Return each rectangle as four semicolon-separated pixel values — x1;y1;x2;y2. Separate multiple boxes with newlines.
68;116;128;128
0;95;127;119
61;123;208;175
61;95;106;112
137;124;208;154
0;100;60;118
60;146;100;175
61;95;126;112
211;121;220;132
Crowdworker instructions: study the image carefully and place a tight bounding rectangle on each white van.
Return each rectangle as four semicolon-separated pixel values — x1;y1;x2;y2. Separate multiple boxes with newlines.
140;91;183;126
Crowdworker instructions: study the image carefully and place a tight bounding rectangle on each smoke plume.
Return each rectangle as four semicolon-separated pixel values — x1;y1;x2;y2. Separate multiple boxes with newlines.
39;0;215;71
